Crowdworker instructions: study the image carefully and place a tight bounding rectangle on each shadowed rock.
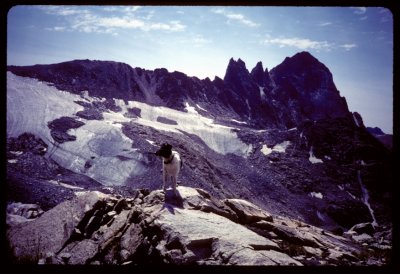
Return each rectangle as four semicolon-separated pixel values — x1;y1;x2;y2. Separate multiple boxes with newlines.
6;186;391;265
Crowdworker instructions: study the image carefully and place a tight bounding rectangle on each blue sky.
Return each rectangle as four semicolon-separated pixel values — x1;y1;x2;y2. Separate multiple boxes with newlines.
7;5;393;134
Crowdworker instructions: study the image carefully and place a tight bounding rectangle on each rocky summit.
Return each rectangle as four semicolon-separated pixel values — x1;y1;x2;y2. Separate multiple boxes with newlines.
7;51;350;129
6;187;391;266
6;51;393;266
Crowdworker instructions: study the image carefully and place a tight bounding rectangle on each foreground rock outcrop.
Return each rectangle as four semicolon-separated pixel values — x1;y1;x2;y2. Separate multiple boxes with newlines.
6;186;391;265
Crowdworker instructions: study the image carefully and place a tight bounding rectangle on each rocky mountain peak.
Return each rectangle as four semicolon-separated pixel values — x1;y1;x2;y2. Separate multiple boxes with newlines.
250;61;264;82
7;59;144;101
292;50;319;63
227;57;246;67
8;52;354;129
269;51;350;125
224;57;251;84
271;51;329;79
250;61;272;89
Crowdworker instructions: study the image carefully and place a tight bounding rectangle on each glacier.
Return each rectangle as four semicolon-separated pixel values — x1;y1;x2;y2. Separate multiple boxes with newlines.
7;72;252;186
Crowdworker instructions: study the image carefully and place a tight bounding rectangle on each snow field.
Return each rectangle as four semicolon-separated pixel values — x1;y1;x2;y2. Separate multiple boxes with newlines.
8;72;253;186
7;72;83;142
116;100;253;157
7;73;146;186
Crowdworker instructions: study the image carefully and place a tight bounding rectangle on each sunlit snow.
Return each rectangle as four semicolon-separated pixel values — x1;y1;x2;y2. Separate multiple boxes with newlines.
352;112;360;127
7;72;147;186
346;191;357;200
310;192;323;199
273;141;291;153
245;99;251;112
358;170;378;226
48;180;85;190
260;144;273;155
259;86;266;98
230;119;247;125
7;72;83;142
196;104;207;112
309;146;323;164
117;100;253;157
260;141;291;155
184;102;198;114
7;72;253;187
146;139;157;146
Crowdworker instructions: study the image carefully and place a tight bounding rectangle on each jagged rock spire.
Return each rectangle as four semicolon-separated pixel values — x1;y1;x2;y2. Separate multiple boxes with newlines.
250;61;272;89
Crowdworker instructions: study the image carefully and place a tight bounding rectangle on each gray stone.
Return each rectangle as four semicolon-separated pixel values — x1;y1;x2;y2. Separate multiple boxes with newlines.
224;198;273;224
258;250;303;266
352;233;373;243
67;239;99;264
228;248;277;265
7;191;110;260
303;246;323;257
252;220;321;247
6;214;35;227
120;223;143;259
349;222;375;236
7;202;44;219
6;187;385;266
154;199;281;265
343;230;358;239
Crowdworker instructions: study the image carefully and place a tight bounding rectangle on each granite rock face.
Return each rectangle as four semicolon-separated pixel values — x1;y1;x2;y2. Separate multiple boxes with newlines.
6;187;391;266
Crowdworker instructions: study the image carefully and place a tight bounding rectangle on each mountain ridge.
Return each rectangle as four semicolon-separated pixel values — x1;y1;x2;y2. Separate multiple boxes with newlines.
7;51;352;130
6;51;393;265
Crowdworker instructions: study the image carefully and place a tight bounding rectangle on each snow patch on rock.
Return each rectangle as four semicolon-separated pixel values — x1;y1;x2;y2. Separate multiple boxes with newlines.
261;141;291;155
353;113;360;127
196;104;207;112
310;192;323;199
309;147;323;164
184;102;198;114
259;86;266;98
273;141;291;153
230;119;247;125
261;144;273;155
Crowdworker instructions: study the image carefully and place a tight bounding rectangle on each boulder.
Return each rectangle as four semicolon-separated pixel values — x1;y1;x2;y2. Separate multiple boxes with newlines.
7;202;44;219
352;233;373;244
224;198;273;224
153;206;284;265
349;222;375;236
6;214;35;227
251;220;321;248
7;191;110;260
